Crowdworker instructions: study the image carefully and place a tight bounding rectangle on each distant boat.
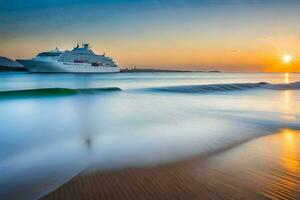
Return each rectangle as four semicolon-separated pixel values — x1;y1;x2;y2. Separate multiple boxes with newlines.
0;56;25;71
17;43;120;73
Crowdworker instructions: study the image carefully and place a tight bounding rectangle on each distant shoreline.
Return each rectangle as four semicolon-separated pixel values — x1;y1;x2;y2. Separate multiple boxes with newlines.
0;66;222;73
42;131;299;200
121;68;221;73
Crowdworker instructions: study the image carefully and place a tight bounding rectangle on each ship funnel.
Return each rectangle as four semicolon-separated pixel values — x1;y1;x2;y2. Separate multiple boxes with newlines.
82;43;89;49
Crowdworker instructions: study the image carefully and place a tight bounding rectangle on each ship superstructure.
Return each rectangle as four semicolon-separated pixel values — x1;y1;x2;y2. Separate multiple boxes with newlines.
17;43;120;73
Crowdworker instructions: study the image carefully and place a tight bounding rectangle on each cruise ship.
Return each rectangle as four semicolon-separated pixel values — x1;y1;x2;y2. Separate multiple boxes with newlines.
17;43;120;73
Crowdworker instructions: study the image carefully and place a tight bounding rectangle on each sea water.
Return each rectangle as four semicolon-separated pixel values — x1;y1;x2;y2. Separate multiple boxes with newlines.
0;72;299;199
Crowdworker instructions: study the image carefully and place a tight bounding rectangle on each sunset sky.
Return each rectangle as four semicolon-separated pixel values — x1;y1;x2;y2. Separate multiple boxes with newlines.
0;0;300;72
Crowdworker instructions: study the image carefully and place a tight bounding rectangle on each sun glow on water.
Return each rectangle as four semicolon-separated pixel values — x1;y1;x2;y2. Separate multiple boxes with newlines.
284;73;289;83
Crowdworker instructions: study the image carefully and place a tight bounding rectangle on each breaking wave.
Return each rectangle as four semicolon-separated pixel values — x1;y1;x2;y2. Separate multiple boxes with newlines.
0;87;121;98
0;82;299;98
150;82;300;93
263;81;300;90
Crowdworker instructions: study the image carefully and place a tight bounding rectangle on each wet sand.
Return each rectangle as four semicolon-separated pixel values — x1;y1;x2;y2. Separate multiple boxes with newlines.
42;129;300;200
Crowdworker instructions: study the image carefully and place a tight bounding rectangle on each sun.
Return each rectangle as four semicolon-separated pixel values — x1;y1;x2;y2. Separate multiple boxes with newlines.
282;54;293;64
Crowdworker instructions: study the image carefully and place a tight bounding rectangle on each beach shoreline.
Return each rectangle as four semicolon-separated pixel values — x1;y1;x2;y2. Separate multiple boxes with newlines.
41;129;300;200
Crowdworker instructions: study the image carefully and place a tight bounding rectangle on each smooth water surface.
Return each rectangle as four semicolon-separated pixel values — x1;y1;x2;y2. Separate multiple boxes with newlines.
0;72;299;199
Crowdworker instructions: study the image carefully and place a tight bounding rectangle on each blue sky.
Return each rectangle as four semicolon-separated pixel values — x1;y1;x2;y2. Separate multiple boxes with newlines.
1;0;299;9
1;0;300;71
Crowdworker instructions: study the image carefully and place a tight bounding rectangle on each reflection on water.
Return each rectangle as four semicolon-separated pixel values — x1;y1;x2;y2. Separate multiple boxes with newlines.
281;90;297;121
281;129;299;173
284;90;291;113
181;126;298;200
262;129;300;199
0;72;299;91
0;72;300;199
203;129;300;200
285;73;290;84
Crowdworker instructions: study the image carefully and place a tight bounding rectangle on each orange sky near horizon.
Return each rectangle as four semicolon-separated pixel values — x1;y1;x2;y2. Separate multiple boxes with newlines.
0;1;300;72
1;35;298;72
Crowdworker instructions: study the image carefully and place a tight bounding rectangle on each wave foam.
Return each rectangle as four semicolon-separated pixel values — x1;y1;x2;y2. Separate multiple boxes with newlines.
151;82;300;94
262;81;300;90
152;82;268;93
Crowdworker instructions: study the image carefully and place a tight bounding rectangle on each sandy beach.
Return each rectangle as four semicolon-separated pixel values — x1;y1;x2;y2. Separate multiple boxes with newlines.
1;73;299;200
41;129;300;200
2;1;300;199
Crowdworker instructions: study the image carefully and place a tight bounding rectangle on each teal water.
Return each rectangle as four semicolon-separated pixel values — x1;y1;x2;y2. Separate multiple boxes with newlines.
0;72;300;199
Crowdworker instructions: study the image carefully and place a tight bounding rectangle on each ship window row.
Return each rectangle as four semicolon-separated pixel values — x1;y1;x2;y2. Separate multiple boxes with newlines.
62;63;117;67
38;52;62;57
59;54;115;64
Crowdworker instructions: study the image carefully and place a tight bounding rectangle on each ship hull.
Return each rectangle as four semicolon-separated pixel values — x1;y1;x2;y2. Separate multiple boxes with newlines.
16;59;120;73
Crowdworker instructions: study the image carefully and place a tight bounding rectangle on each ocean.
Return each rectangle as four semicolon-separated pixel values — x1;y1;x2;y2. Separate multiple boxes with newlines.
0;72;299;199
